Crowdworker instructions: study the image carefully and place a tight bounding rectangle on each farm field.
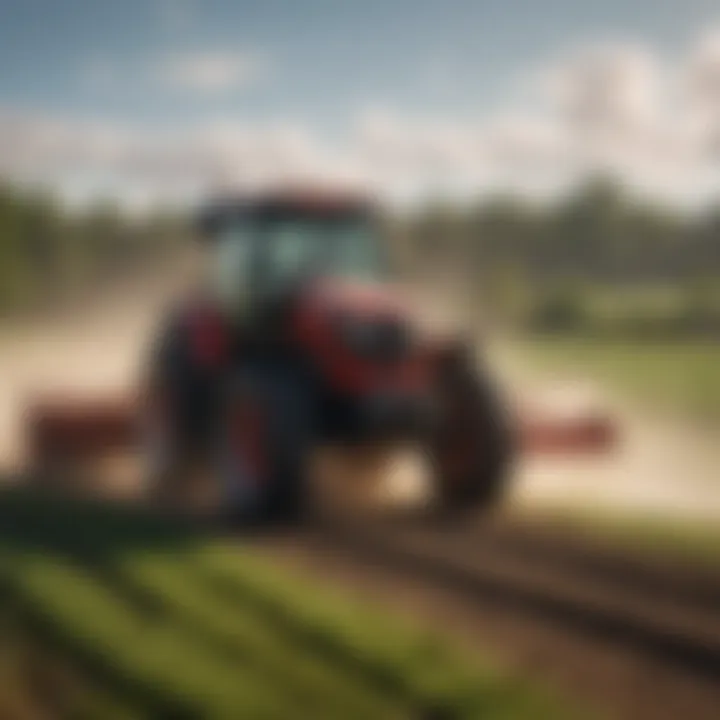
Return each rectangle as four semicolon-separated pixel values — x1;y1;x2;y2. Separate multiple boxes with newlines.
0;488;572;720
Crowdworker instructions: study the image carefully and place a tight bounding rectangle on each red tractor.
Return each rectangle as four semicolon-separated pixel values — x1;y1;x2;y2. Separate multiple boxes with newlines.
27;189;615;523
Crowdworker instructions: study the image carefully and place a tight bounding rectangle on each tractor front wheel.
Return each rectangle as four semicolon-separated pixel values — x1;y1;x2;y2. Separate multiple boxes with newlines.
219;367;314;527
431;347;515;516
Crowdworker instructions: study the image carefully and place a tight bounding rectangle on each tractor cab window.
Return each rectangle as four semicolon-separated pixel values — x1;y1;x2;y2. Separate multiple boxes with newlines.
326;222;385;280
214;226;253;313
208;213;387;314
260;217;386;286
258;221;323;291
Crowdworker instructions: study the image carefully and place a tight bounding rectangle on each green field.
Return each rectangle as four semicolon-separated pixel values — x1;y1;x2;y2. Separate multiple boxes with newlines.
0;488;573;720
516;336;720;422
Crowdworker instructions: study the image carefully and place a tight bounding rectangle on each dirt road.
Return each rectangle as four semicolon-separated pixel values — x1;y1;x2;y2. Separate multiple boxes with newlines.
0;276;181;471
491;345;720;522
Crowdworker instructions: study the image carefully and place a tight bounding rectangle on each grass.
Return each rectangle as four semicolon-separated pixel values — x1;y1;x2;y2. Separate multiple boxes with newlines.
0;488;576;719
514;336;720;422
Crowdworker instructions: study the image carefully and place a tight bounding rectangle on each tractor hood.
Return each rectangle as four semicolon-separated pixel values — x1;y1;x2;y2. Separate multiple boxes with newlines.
302;276;464;343
307;277;409;319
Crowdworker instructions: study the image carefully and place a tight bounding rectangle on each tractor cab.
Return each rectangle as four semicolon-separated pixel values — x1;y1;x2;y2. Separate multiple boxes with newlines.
196;192;389;321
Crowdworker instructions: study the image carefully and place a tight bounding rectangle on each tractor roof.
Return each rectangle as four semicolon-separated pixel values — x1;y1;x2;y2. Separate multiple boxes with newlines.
196;187;375;239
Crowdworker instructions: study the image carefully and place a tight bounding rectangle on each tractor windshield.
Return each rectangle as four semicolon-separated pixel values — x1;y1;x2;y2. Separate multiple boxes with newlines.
260;217;385;285
214;215;386;304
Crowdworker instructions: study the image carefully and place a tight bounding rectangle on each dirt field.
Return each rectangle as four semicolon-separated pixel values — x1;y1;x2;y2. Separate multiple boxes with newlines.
3;281;720;719
0;274;185;472
260;516;720;720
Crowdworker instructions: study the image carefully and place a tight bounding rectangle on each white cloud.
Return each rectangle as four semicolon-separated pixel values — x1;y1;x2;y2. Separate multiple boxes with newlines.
537;36;720;200
7;27;720;207
687;30;720;111
156;51;265;94
0;113;335;205
542;43;662;130
81;47;267;97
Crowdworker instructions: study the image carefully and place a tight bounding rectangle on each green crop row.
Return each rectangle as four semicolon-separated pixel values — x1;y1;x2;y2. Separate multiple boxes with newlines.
0;489;577;719
190;546;569;720
2;551;300;719
120;556;404;720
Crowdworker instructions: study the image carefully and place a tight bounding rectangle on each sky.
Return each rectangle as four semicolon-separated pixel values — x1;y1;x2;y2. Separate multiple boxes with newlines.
1;0;720;206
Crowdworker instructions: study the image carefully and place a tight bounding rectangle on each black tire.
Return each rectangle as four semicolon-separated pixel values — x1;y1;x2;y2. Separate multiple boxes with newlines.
139;309;219;512
431;347;515;516
138;386;206;512
218;365;314;527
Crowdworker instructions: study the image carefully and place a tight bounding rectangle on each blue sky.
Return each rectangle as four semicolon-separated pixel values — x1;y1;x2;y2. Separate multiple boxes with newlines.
0;0;719;204
0;0;717;127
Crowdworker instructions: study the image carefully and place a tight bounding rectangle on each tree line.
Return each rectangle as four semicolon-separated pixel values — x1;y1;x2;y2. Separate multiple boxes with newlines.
396;177;720;337
0;182;186;317
1;176;718;336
